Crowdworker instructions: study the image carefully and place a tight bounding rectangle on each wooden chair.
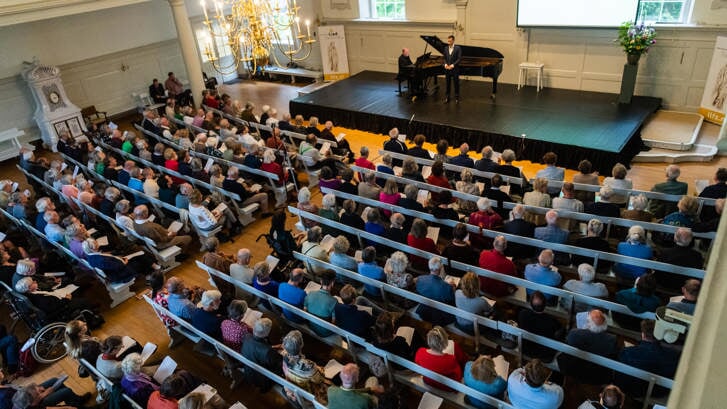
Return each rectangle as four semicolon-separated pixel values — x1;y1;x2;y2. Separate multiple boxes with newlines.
81;105;108;126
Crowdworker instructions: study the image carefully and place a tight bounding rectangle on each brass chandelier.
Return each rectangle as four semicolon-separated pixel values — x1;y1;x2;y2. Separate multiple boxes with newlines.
199;0;316;74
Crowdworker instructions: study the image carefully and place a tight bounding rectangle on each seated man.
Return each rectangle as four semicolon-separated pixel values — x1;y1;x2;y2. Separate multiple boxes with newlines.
535;152;565;196
15;277;94;320
327;363;378;409
478;235;517;297
241;318;283;392
507;359;564;409
501;204;536;260
149;78;166;104
407;134;432;159
278;268;307;323
698;167;727;221
648;164;688;219
449;143;474;170
320;120;352;160
534;210;570;265
415;257;455;326
82;238;143;284
299;134;323;169
165;276;198;321
616;319;681;397
222;167;271;215
43;210;65;243
382;127;407;167
517;290;563;361
190;289;223;339
557;309;618;384
304;269;338;337
334;284;375;339
665;278;700;315
585;186;621;218
656;227;704;291
132;205;192;255
578;384;626;409
524;249;562;303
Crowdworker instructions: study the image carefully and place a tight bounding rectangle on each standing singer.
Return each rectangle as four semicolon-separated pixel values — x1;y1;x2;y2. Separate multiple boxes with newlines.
444;35;462;104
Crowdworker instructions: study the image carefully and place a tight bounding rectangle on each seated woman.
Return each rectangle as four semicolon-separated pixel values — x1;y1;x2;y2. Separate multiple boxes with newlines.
115;199;135;232
407;218;439;271
339;200;364;246
463;356;507;409
379;179;400;218
188;189;235;236
384;251;413;291
469;197;503;230
269;210;304;261
613;225;653;282
441;223;477;276
12;259;59;292
659;195;700;243
121;353;160;407
9;372;90;409
82;238;148;284
301;227;329;276
147;373;199;409
401;158;424;182
297;187;319;229
318;166;342;191
329;236;358;283
455;169;479;214
261;149;288;187
431;190;459;239
100;186;121;218
364;208;386;250
414;326;467;391
65;223;89;260
454;272;493;334
426;161;451;203
522;178;552;225
376;153;395;187
281;330;328;406
96;336;125;381
253;262;280;308
384;213;407;247
220;300;251;351
614;272;661;330
318;193;339;237
65;319;102;368
373;312;414;360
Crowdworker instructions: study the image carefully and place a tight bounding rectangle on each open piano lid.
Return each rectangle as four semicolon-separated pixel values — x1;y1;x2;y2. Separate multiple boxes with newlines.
420;35;504;59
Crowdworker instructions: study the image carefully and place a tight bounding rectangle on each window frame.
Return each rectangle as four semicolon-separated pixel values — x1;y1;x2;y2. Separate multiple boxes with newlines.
365;0;406;21
637;0;693;24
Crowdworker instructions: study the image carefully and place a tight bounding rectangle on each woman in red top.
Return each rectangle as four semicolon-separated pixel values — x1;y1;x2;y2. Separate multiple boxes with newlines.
163;148;184;185
426;160;451;203
379;179;401;217
407;218;439;270
261;149;287;186
414;326;467;391
468;197;503;229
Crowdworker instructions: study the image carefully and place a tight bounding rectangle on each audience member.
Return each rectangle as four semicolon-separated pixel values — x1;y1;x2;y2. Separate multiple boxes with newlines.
416;257;456;326
478;235;517;297
557;309;618;384
454;272;493;334
577;384;626;409
572;159;599;205
335;284;375;338
408;134;432;159
278;268;307;323
220;300;251;351
501;204;536;260
585;186;620;218
241;318;283;392
462;355;507;409
522;178;551;225
602;163;632;206
571;219;612;273
535;152;564;196
517;291;564;361
656;227;703;290
524;249;562;302
414;326;467;391
358;246;385;297
613;225;652;281
507;359;563;409
449;143;474;169
327;363;377;409
648;164;688;218
383;128;407;167
304;269;338;337
665;278;700;315
563;263;608;311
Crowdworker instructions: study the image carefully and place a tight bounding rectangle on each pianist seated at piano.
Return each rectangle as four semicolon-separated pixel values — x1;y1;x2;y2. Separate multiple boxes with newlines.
397;48;414;95
405;35;504;100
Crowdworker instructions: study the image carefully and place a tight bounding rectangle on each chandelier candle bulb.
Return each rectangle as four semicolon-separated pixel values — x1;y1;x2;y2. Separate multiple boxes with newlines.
201;0;208;20
305;20;311;38
295;16;301;33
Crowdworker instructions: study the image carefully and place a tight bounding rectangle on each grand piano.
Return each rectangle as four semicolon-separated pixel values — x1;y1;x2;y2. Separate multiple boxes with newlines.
403;35;504;100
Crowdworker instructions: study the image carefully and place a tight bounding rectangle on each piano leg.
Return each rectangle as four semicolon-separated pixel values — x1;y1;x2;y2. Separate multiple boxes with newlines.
491;78;498;100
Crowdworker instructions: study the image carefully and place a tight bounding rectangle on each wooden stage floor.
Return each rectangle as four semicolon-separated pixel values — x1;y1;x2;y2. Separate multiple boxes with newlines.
290;70;662;174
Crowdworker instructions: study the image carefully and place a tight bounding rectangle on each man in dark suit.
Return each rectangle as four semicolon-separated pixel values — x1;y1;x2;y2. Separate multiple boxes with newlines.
383;127;408;167
483;174;513;219
443;35;462;103
698;167;727;221
149;78;166;104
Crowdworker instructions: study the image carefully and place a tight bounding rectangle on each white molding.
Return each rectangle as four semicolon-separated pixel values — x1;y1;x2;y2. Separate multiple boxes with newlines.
0;0;150;27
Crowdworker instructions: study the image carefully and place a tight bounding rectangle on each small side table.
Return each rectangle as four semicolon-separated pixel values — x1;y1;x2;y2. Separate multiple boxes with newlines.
518;62;545;92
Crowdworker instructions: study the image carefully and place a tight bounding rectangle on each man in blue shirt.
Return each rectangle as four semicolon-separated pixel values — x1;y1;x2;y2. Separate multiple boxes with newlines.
535;152;564;196
524;249;562;302
304;269;338;337
415;257;455;325
449;143;475;169
278;268;307;323
534;210;570;265
507;359;563;409
166;276;196;320
357;247;385;297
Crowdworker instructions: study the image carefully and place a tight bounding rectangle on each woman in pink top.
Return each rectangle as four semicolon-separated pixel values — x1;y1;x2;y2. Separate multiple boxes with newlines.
379;179;401;217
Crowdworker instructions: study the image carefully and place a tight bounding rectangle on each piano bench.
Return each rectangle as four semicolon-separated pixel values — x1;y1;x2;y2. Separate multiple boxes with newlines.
518;62;544;92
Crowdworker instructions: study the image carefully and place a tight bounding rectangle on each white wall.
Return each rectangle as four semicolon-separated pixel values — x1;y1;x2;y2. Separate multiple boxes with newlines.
321;0;725;111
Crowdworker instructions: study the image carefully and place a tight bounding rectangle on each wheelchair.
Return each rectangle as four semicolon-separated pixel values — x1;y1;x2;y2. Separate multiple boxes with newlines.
1;282;89;364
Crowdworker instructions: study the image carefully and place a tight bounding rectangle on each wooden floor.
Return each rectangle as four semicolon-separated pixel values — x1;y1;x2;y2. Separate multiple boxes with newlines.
2;77;723;408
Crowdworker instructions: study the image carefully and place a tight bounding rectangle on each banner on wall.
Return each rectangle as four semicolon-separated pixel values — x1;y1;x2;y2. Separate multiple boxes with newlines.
318;25;349;81
699;36;727;125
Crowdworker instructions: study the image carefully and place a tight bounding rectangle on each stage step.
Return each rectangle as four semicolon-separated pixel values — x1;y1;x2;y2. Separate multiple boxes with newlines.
633;143;718;163
297;80;335;97
641;110;703;151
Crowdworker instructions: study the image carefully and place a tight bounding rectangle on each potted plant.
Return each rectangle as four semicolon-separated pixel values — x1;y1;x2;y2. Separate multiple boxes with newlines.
617;21;657;65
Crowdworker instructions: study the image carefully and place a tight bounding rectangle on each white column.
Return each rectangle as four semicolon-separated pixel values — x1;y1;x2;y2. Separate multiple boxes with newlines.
667;212;727;408
168;0;205;107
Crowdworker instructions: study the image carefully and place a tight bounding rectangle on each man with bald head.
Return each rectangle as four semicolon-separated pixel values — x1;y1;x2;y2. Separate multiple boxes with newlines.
327;363;378;409
558;309;619;384
524;249;561;303
478;235;517;297
449;143;474;169
648;164;688;218
230;248;254;299
278;268;307;323
534;209;570;265
656;227;704;290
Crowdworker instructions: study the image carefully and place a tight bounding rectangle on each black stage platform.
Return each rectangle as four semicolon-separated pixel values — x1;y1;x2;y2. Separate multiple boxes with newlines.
289;70;662;173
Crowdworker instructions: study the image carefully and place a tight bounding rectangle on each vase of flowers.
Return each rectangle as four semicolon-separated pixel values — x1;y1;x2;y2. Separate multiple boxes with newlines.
617;21;657;65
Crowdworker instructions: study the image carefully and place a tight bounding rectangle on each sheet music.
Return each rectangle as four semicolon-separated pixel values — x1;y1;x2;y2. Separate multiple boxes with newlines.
336;133;346;142
213;202;228;214
324;359;344;379
265;255;279;272
492;355;510;379
320;142;331;156
229;403;247;409
475;182;485;194
167;221;183;234
395;326;415;346
417;392;444;409
442;339;455;355
421;166;432;180
86;228;97;235
444;275;460;287
116;336;138;357
96;236;109;247
153;356;177;383
356;305;373;315
204;158;215;172
139;342;157;364
304;281;322;294
319;234;335;252
126;251;145;259
241;308;263;328
354;250;362;262
416;189;429;206
426;226;440;243
186;383;217;403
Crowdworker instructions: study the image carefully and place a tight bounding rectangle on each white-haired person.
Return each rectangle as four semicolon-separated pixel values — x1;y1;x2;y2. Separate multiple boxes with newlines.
468;197;503;230
585;185;621;218
415;257;456;326
12;259;59;292
563;263;609;312
318;192;340;237
455;168;479;214
190;289;223;339
43;210;65;243
260;148;289;186
557;309;618;384
222;166;271;215
188;189;238;237
121;352;160;407
34;197;55;231
572;218;613;273
327;363;378;409
9;370;90;409
382;127;407;167
621;193;653;223
648;164;688;218
15;277;95;321
384;251;413;290
602;163;632;207
296;187;319;229
613;225;653;281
